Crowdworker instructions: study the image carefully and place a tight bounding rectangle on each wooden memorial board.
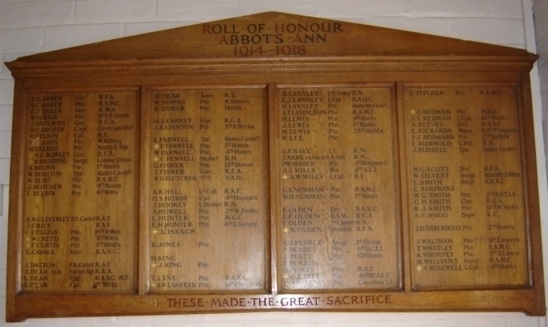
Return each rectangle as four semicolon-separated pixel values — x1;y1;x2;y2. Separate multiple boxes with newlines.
4;12;544;321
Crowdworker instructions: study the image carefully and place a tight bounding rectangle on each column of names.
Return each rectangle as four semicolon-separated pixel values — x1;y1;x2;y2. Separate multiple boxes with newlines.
23;91;138;292
406;85;529;289
148;88;268;292
277;86;400;291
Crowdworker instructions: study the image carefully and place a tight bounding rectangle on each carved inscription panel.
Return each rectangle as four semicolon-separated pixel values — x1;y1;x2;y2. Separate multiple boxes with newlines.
404;85;529;289
9;82;541;318
6;12;544;321
23;90;138;292
275;85;400;292
18;84;535;295
147;87;269;292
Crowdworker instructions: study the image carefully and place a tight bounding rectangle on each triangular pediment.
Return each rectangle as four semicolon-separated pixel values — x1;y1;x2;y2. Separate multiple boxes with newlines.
9;11;534;65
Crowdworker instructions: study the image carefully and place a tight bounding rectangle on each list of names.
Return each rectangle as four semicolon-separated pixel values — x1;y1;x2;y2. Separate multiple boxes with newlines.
406;86;528;289
23;91;137;292
148;88;268;292
277;86;400;291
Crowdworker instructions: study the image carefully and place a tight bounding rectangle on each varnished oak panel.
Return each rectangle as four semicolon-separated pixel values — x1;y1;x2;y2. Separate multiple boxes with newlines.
22;90;139;293
404;84;529;290
145;86;270;293
273;85;400;292
5;12;544;321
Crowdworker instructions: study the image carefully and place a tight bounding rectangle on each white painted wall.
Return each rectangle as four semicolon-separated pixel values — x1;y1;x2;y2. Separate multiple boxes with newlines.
535;0;548;164
1;0;547;326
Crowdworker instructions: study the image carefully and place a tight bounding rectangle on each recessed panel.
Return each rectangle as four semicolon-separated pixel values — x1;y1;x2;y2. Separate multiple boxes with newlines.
147;87;269;293
404;85;529;290
275;85;400;292
22;90;138;292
